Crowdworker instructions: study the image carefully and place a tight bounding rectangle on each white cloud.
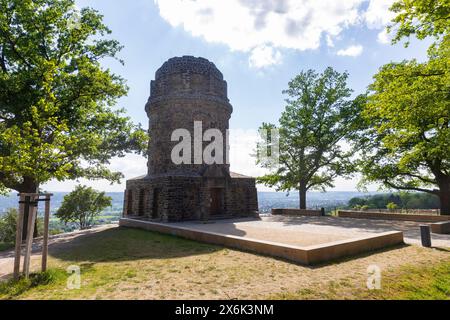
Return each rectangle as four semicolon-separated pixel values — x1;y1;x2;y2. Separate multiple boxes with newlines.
249;45;282;68
365;0;396;45
364;0;396;29
228;128;273;191
326;35;335;48
377;29;391;44
337;44;364;57
42;154;148;192
154;0;394;67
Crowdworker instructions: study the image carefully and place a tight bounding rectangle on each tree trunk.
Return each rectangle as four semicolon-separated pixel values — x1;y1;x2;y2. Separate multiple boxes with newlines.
299;186;307;210
438;179;450;215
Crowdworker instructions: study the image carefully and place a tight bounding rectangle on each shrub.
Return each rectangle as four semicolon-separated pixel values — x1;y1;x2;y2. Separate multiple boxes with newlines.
0;208;45;246
348;192;439;210
387;202;398;210
0;208;18;243
56;185;112;230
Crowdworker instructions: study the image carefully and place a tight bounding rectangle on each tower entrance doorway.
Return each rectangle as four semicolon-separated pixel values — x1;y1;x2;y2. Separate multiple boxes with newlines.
209;188;223;216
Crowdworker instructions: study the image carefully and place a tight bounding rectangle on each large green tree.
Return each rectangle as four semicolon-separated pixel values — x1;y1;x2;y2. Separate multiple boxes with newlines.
0;0;147;195
56;185;112;230
357;37;450;214
256;68;360;209
389;0;450;46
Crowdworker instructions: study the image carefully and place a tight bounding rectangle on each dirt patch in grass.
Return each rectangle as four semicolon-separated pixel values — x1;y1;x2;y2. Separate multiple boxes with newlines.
0;226;448;300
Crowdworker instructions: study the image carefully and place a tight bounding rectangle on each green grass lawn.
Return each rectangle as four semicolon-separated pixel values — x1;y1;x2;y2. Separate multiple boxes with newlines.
0;227;449;300
271;259;450;300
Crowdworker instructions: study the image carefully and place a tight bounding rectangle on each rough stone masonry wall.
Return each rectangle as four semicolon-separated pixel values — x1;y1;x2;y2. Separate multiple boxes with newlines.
146;56;232;177
227;178;259;215
124;177;168;219
163;177;204;221
124;56;258;221
165;177;258;220
147;99;231;176
124;176;258;221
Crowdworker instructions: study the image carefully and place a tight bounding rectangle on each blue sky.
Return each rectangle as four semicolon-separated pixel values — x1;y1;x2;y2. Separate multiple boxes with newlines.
44;0;431;192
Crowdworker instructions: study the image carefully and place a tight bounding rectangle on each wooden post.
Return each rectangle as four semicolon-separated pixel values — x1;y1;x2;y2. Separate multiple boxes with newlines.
22;195;30;241
23;194;38;278
13;194;26;280
420;225;432;248
41;194;51;272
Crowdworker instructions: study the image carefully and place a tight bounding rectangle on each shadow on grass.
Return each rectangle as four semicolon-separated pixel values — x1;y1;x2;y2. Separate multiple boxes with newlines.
50;227;223;263
432;247;450;253
49;224;409;269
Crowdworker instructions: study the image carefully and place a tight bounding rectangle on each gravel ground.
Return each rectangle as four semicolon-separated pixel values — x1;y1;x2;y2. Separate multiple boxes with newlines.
174;215;450;247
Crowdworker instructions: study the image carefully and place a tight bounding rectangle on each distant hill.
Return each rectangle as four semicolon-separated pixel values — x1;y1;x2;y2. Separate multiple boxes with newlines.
0;191;380;216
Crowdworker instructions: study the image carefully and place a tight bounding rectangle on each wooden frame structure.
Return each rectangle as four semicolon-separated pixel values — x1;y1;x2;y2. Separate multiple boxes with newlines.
13;193;53;280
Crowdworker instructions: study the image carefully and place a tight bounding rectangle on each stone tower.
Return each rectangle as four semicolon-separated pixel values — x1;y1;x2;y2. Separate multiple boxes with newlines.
123;56;258;222
147;56;231;177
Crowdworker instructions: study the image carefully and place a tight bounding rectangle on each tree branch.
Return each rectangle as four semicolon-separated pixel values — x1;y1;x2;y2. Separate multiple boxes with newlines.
0;45;7;73
0;172;22;191
383;179;439;195
396;171;437;185
0;31;33;69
